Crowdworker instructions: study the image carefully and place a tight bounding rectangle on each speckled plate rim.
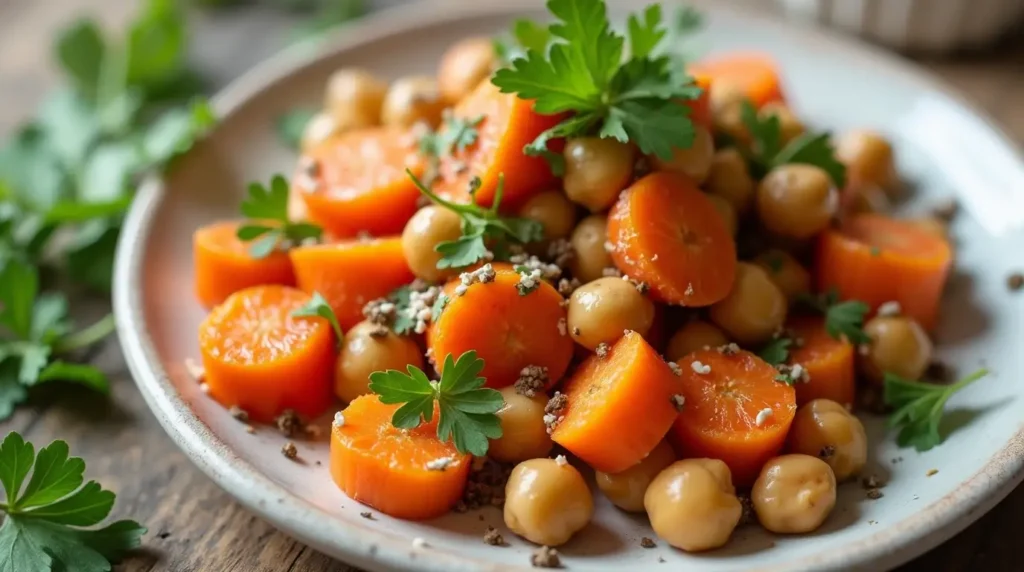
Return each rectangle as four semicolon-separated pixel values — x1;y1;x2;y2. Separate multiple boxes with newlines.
113;1;1024;570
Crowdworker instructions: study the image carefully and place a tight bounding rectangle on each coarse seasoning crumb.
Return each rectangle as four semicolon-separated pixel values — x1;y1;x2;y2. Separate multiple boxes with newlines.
412;537;428;549
515;366;548;397
690;360;711;375
557;278;580;297
602;266;623;278
932;197;958;221
861;474;886;489
595;343;611;358
185;358;205;382
1008;273;1024;292
670;394;686;411
603;241;615;253
684;283;695;296
276;409;304;438
333;411;346;428
635;281;650;294
398;285;441;334
244;425;255;434
718;343;740;356
530;546;562;568
199;382;210;394
737;493;755;526
866;488;884;500
516;255;562;281
819;445;836;459
360;511;374;520
228;405;249;422
547;239;575;268
483;526;506;546
455;458;513;512
877;301;902;316
572;326;581;336
927;469;939;477
363;298;397;325
755;408;773;427
367;324;390;338
667;362;682;376
650;254;658;261
517;268;544;295
281;442;298;460
426;457;454;471
554;455;568;467
658;556;666;563
557;318;567;336
640;537;656;548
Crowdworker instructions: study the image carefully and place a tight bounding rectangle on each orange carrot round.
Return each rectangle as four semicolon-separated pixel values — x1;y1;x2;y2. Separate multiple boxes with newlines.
298;126;425;238
428;264;573;389
786;316;856;408
689;52;785;108
552;331;684;474
290;237;414;331
815;214;952;330
198;285;335;422
671;348;796;486
608;171;737;306
330;395;470;520
193;220;296;308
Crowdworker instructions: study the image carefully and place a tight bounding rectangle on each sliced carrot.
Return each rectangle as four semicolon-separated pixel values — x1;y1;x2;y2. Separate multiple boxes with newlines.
428;263;573;389
671;348;796;486
684;73;713;129
330;395;470;520
786;316;856;408
198;285;335;422
297;126;425;238
432;81;564;210
193;220;296;308
552;331;684;474
689;51;785;108
816;214;952;330
608;171;736;306
290;237;414;331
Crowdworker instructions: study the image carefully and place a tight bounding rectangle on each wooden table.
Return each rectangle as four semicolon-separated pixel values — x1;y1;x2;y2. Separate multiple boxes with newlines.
1;1;1022;570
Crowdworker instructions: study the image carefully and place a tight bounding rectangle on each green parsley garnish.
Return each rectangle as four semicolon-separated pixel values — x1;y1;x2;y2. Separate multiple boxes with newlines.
740;101;847;189
407;170;543;269
275;108;317;151
758;336;793;366
491;0;703;167
884;368;987;451
236;175;323;259
0;432;146;570
418;113;485;184
431;293;450;323
368;351;504;456
291;292;343;345
802;289;871;345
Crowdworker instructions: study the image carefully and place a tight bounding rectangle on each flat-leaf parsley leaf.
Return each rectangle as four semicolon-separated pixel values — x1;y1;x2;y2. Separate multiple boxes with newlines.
802;289;871;345
884;368;987;451
740;101;847;188
237;174;323;259
758;336;792;366
291;291;344;346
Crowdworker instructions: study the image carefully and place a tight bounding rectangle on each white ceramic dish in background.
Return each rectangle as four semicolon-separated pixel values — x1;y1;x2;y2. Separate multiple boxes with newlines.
113;1;1024;570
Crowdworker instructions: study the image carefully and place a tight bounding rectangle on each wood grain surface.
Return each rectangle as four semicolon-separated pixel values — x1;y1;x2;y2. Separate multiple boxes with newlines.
0;1;1022;570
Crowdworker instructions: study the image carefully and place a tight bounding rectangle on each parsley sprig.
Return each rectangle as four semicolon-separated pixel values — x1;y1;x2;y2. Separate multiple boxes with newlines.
291;292;343;345
758;336;793;366
418;113;484;184
236;175;323;259
0;432;146;571
368;351;504;456
802;289;871;345
740;101;847;188
884;368;987;451
492;0;703;168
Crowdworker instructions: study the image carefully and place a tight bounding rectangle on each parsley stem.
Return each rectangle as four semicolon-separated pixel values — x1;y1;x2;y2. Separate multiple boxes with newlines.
406;169;475;215
947;368;988;393
489;174;506;215
53;314;116;354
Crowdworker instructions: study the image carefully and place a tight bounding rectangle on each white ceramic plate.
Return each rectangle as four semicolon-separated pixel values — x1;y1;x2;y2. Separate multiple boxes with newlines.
113;1;1024;570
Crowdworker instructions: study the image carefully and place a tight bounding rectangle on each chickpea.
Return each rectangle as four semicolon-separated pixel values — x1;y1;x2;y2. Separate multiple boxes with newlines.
563;138;635;212
324;68;387;129
860;315;932;385
706;148;755;214
568;277;655;350
666;320;729;362
438;37;496;103
789;399;867;482
709;82;746;141
568;215;614;283
504;458;594;546
596;441;675;512
519;191;578;241
300;112;339;154
380;76;446;129
401;205;463;283
752;454;837;534
836;130;897;192
759;102;805;144
489;387;553;463
752;249;811;302
335;321;424;403
707;194;737;236
644;459;742;552
757;164;838;240
709;262;788;346
649;126;715;184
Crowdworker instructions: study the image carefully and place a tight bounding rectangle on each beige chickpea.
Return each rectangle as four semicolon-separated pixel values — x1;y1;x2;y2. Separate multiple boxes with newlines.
752;454;837;534
568;215;614;284
563;138;636;212
438;37;496;103
596;441;676;512
335;321;424;403
568;277;655;350
788;400;867;482
860;315;932;385
504;458;594;546
324;68;387;129
706;148;755;215
489;387;553;464
519;191;578;241
836;130;897;192
759;102;806;145
381;76;447;129
300;112;339;154
757;164;839;240
401;205;464;283
752;249;811;302
644;459;742;552
709;82;747;141
666;320;729;362
709;262;788;346
649;126;715;184
707;194;738;236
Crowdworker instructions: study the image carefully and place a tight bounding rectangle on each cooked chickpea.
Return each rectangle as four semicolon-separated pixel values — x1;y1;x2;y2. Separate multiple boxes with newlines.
709;82;746;141
504;458;594;546
489;387;553;463
437;37;496;103
519;191;578;241
644;459;742;552
836;130;897;192
380;76;446;129
759;102;806;144
300;112;339;153
335;321;424;403
706;148;755;214
595;441;675;512
757;164;838;239
563;138;635;212
666;320;729;362
401;205;463;283
568;215;614;283
752;454;837;534
860;315;932;385
707;194;737;236
324;68;387;129
649;126;715;184
753;249;811;301
568;277;655;350
709;262;788;346
789;399;866;481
